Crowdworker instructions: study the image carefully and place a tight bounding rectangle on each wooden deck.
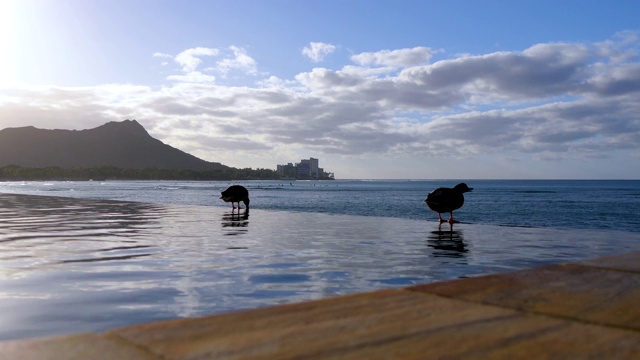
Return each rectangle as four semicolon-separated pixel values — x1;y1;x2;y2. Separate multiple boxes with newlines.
1;251;639;359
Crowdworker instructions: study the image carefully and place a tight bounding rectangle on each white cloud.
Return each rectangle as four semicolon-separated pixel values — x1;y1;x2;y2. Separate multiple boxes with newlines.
159;46;258;83
351;47;433;68
152;52;172;59
153;53;172;68
2;34;640;178
174;47;219;72
302;42;336;62
216;46;258;76
167;71;217;84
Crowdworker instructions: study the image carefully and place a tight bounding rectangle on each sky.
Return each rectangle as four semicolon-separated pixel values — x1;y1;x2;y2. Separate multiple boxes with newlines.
1;0;639;179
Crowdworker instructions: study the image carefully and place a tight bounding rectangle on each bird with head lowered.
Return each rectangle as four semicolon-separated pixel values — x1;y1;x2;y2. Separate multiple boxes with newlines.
220;185;250;212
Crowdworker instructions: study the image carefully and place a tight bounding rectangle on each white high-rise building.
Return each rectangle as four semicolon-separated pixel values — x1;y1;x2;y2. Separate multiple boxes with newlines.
275;157;334;179
309;158;319;179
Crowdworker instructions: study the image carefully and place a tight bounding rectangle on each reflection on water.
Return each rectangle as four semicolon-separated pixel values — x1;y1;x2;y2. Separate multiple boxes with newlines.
221;211;249;237
1;193;640;341
427;224;467;258
0;194;164;268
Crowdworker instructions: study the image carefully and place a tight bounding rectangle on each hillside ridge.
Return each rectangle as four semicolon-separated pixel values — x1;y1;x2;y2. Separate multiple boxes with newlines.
0;120;228;170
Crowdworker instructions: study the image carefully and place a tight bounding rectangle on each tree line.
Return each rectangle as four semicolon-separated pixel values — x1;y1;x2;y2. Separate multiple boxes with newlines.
0;165;284;181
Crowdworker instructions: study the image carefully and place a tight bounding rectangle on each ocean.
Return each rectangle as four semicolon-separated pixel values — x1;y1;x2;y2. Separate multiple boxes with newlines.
2;179;639;232
0;179;639;340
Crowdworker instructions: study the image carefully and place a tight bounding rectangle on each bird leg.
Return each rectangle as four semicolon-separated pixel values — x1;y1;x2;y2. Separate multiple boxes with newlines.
448;212;460;224
438;213;447;223
438;221;454;232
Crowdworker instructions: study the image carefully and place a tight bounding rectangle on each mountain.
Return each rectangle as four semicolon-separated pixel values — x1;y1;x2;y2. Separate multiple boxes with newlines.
0;120;229;170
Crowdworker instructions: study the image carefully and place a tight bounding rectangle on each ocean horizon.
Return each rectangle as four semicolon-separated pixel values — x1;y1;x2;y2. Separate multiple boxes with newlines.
1;179;638;232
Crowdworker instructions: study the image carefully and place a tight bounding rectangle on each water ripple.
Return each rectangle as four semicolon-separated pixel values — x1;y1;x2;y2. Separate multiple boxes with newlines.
1;192;640;341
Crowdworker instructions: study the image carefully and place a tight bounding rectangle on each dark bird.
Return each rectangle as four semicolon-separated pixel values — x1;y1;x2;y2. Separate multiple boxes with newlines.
424;183;473;224
220;185;250;211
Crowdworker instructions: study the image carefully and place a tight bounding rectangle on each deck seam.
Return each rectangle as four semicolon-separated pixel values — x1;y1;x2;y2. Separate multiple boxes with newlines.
569;262;640;275
402;288;640;334
278;312;526;360
102;332;170;360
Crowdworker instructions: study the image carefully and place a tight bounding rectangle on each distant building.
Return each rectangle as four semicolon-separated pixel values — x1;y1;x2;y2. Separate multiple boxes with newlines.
276;157;334;180
276;163;297;178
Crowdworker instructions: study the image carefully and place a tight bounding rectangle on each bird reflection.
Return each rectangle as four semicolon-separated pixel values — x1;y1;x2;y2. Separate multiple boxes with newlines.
427;222;467;258
221;211;249;236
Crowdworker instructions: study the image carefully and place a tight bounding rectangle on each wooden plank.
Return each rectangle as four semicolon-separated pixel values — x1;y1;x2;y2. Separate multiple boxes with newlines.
109;290;510;359
411;263;640;331
108;288;640;359
0;333;160;360
335;313;640;360
578;251;640;273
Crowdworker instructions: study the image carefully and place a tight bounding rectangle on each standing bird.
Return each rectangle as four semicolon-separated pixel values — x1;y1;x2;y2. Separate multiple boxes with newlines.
425;183;473;224
220;185;250;211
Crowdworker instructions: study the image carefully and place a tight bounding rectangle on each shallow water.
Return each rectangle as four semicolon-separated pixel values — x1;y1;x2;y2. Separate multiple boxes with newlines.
1;193;639;340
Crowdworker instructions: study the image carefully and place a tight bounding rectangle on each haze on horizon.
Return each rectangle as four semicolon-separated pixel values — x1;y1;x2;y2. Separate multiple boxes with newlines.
1;0;639;179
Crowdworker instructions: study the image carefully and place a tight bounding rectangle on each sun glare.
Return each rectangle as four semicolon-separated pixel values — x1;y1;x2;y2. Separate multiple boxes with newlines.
0;0;88;87
0;0;21;86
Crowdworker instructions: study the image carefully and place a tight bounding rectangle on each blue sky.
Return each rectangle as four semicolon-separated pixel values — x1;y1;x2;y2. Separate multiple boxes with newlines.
1;0;639;179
